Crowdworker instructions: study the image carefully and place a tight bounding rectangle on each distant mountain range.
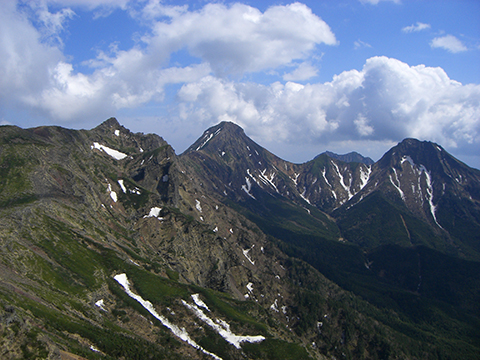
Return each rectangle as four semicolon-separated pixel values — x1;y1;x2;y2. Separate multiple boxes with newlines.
1;118;479;359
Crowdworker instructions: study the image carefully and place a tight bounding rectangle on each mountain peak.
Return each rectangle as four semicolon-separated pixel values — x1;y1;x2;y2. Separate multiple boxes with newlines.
217;120;244;132
321;151;375;165
97;117;121;129
206;121;246;139
377;138;446;170
185;121;249;153
397;138;442;151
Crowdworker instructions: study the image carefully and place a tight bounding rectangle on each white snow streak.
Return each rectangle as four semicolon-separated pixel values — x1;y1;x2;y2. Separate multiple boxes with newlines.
242;245;255;265
331;189;337;199
401;155;415;167
419;165;442;228
196;134;213;151
322;168;331;187
95;299;106;311
259;169;278;192
389;168;405;201
332;161;353;199
114;130;120;136
192;294;210;312
241;177;256;199
107;183;117;202
247;169;261;187
299;188;311;204
195;199;202;212
114;274;222;360
91;142;127;160
196;128;221;151
182;299;265;349
291;173;300;185
270;299;279;312
359;165;372;190
118;179;127;193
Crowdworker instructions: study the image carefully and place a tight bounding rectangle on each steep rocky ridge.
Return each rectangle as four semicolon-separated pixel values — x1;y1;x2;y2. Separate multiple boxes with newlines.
0;118;479;359
336;139;480;257
0;119;400;359
181;121;374;213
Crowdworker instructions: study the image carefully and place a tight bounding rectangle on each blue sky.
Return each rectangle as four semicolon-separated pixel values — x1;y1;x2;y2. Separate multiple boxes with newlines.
1;0;479;168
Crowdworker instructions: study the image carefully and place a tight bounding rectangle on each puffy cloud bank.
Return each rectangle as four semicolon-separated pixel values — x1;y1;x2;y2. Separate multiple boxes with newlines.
0;0;479;166
0;1;335;121
178;56;480;158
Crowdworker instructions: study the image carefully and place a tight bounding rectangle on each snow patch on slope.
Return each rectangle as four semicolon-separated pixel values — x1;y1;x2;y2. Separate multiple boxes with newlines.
107;183;117;202
259;169;278;192
114;274;222;360
359;165;371;190
401;155;415;167
322;168;331;187
144;207;163;220
332;161;353;199
195;199;202;212
192;294;210;312
300;188;311;204
196;128;222;151
95;299;106;311
389;168;405;201
242;245;255;265
419;165;443;228
118;180;127;193
182;297;265;349
242;177;256;199
91;142;127;160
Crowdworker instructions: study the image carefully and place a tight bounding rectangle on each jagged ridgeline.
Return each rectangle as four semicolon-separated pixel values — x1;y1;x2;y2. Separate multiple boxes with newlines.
0;118;479;359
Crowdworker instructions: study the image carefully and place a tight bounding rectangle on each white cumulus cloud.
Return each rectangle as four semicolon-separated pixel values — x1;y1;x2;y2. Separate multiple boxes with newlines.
283;62;318;81
143;2;337;76
177;56;480;162
0;1;63;107
0;1;337;123
1;0;478;167
430;35;468;53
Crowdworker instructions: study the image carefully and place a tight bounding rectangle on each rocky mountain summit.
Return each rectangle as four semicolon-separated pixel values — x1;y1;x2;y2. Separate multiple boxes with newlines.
0;118;479;359
320;151;374;166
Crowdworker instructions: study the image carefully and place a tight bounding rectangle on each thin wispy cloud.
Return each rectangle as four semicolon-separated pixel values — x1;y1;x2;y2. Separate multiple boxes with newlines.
360;0;401;5
402;22;431;33
354;39;372;49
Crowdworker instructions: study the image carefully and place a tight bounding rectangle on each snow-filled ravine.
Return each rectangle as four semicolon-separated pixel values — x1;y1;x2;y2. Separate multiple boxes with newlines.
114;274;222;360
114;274;265;359
182;295;265;349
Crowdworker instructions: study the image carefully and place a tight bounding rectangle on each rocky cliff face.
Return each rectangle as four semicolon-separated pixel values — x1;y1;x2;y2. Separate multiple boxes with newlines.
1;118;479;360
